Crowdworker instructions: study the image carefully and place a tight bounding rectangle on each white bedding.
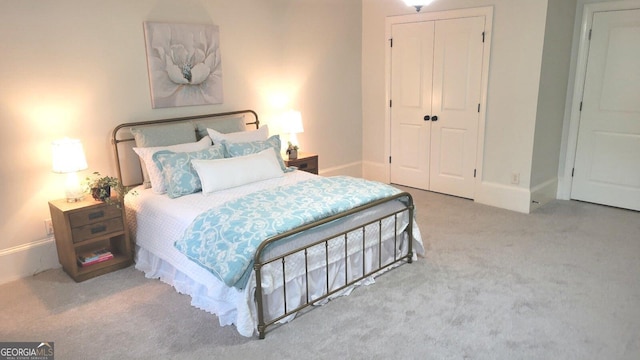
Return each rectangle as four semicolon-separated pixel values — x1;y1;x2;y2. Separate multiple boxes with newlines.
125;171;424;337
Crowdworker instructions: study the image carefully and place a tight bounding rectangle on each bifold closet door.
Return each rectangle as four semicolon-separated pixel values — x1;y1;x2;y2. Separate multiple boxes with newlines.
429;16;484;199
390;21;435;190
390;16;484;199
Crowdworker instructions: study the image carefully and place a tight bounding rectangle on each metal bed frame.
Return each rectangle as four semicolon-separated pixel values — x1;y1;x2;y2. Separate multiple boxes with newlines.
111;110;415;339
254;192;414;338
112;110;259;185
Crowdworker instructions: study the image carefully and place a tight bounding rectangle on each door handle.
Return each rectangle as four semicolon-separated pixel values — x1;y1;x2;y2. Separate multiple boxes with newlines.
423;115;430;121
431;115;439;121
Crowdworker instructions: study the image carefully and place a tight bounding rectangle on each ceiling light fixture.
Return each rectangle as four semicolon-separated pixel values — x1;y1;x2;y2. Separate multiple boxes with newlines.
403;0;434;12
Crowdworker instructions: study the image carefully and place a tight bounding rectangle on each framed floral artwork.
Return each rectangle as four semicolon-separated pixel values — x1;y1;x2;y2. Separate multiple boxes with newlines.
143;22;223;108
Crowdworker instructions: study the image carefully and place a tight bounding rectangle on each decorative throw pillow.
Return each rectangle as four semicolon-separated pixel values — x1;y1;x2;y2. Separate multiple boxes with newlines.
130;122;196;147
131;122;197;187
224;134;293;172
133;136;211;193
152;145;225;198
192;148;284;194
192;115;246;140
207;124;269;145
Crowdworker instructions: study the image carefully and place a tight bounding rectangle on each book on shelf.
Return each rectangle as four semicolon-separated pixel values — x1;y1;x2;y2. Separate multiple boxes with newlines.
77;248;111;262
77;248;113;267
78;253;113;267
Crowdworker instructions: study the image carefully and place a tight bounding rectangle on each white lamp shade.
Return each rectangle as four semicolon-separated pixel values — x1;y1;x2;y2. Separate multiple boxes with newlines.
282;110;304;134
52;138;88;174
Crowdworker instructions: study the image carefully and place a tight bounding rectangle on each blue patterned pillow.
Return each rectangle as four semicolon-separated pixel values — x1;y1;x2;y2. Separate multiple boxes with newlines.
224;135;294;172
130;122;197;187
153;145;225;198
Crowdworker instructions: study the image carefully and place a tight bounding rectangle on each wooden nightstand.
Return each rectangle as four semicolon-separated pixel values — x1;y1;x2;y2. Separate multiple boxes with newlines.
48;197;133;282
285;152;318;174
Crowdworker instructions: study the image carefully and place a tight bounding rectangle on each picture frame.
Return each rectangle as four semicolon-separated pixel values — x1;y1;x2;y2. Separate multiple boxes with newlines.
143;22;223;108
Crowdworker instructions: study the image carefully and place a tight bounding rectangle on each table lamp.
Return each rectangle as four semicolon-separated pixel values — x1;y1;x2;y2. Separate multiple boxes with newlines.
52;138;88;202
283;110;304;148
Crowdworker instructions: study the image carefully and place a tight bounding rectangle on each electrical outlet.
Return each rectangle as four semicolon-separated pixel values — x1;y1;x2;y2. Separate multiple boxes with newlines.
44;219;54;236
511;172;520;185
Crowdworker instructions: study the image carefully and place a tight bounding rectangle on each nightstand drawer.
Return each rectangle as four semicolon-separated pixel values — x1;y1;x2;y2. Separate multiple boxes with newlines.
294;159;317;173
285;153;319;175
69;205;122;228
71;217;124;243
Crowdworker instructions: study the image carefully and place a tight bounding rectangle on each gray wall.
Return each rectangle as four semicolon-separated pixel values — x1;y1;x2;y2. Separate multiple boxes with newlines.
530;0;577;205
362;0;552;212
0;0;362;283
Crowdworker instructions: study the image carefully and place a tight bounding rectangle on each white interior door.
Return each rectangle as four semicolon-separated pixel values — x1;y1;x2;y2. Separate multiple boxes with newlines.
390;22;434;190
429;17;484;199
390;16;484;199
571;9;640;211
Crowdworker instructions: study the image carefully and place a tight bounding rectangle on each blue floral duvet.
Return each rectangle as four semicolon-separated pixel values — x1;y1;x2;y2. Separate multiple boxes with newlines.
174;176;404;289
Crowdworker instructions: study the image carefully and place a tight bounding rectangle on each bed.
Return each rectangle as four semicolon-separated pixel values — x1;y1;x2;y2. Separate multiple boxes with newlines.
111;110;424;338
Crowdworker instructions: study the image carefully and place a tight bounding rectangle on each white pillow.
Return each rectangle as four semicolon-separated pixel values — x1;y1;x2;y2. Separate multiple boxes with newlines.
207;124;269;144
133;136;212;193
192;147;284;194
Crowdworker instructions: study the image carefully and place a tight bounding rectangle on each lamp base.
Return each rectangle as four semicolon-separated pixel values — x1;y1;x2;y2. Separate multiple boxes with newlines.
64;172;84;203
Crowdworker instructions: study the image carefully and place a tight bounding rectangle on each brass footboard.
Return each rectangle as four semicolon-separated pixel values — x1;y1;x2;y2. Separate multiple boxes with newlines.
253;192;414;339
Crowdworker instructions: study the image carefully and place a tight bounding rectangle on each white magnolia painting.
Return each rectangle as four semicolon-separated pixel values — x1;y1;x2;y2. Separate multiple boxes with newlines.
143;22;223;108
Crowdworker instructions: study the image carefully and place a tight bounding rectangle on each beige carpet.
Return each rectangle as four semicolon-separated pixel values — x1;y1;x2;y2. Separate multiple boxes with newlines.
1;187;639;359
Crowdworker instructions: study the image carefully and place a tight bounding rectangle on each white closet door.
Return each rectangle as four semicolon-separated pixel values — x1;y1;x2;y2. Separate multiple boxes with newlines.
571;9;640;211
390;21;434;190
429;16;484;199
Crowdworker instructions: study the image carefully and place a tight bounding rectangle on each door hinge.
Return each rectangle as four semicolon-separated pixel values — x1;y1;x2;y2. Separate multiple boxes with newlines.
389;99;392;108
482;31;485;43
477;103;481;112
572;168;575;177
474;169;477;178
588;29;592;40
579;101;583;111
389;156;392;164
389;38;393;47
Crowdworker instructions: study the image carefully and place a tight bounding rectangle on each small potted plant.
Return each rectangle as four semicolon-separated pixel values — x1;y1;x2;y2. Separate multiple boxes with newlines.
83;172;133;206
286;141;299;160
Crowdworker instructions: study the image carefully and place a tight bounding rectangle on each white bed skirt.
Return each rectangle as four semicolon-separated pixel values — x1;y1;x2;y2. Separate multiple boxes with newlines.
135;246;257;335
135;227;419;337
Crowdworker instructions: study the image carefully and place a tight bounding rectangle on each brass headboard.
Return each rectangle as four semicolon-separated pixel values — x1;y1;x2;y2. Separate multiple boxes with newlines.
111;110;259;187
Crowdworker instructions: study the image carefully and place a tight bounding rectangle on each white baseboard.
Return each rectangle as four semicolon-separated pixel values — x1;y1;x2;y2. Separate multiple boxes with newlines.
0;167;537;287
556;173;571;200
0;238;60;285
362;161;388;183
0;160;364;286
320;161;362;178
363;160;532;213
475;181;532;214
530;178;558;212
